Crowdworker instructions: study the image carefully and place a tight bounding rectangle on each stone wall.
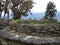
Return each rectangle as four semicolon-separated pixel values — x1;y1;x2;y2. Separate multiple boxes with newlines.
0;37;60;45
0;38;60;45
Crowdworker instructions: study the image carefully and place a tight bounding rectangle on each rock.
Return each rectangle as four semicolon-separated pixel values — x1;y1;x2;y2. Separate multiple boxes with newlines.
52;25;60;30
42;26;48;30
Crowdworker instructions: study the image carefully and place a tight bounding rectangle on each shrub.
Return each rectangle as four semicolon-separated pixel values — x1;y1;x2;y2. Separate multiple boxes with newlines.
9;19;20;29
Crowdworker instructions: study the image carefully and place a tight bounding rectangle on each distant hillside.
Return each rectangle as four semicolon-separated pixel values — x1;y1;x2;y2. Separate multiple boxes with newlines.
21;12;45;20
1;11;60;21
21;11;60;21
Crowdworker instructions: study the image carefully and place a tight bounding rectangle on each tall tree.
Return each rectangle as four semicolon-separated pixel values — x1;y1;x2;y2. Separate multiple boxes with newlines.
44;1;57;22
0;0;7;19
0;0;4;19
3;0;11;21
11;0;34;19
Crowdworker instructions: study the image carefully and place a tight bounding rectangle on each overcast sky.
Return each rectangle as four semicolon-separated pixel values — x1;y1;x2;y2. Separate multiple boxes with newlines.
32;0;60;12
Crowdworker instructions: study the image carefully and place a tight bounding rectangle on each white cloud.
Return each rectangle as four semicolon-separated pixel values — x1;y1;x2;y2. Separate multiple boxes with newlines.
32;0;60;12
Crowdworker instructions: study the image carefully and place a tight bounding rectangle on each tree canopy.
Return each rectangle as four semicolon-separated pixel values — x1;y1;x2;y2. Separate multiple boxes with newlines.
44;1;57;21
0;0;34;20
11;0;34;19
0;0;4;19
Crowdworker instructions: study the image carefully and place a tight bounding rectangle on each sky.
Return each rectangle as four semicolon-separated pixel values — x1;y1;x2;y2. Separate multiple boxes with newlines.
1;0;60;20
1;0;60;17
32;0;60;12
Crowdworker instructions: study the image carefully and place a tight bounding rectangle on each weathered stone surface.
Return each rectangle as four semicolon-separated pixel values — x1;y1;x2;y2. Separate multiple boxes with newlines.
8;24;60;36
0;29;60;44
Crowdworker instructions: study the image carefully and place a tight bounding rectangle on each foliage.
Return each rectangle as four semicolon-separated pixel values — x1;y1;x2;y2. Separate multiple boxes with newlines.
9;19;20;31
11;0;34;19
9;19;20;25
0;0;10;21
0;1;4;19
0;0;34;20
44;1;57;22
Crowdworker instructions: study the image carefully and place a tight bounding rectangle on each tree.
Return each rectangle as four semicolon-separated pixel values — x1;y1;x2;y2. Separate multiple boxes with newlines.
2;0;12;21
0;0;8;20
0;0;34;20
11;0;34;19
44;1;57;22
0;0;4;19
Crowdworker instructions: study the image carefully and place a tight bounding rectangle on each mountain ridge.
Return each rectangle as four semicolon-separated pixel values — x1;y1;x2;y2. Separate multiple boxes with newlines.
1;11;60;21
21;11;60;21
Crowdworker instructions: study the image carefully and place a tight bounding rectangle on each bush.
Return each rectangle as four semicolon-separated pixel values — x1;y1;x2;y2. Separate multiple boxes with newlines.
9;19;20;29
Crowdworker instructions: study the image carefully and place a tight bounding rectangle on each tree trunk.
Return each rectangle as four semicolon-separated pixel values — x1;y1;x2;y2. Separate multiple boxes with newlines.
0;13;1;24
4;14;5;20
0;13;1;19
13;14;21;20
7;11;9;21
13;16;20;19
7;11;9;25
